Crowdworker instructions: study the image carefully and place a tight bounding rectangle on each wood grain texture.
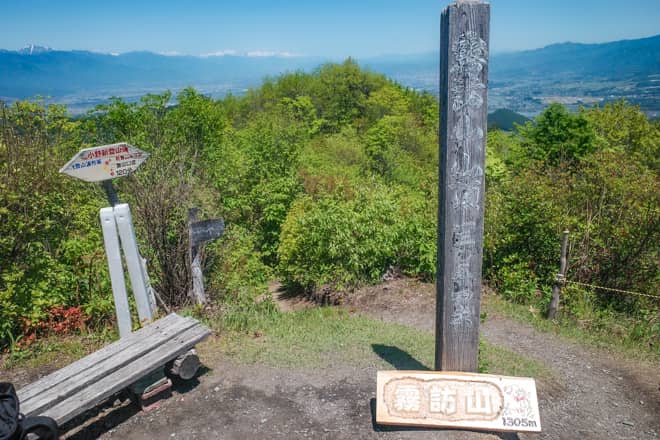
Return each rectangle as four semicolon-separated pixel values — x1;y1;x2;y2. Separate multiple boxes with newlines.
43;324;210;425
548;230;569;319
100;206;132;338
114;203;154;322
436;0;490;372
188;208;208;305
17;313;181;403
17;313;210;425
20;317;195;416
376;370;541;432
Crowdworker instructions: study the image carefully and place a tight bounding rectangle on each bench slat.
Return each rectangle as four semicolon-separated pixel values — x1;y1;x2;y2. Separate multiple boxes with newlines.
40;324;211;424
18;313;183;402
20;315;198;416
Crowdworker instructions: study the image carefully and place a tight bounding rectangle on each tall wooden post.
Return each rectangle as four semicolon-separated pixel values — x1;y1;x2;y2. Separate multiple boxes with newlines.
436;0;490;372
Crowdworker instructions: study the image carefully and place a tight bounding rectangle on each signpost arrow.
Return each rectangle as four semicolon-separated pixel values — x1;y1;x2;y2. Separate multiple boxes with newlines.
59;142;149;183
190;219;225;247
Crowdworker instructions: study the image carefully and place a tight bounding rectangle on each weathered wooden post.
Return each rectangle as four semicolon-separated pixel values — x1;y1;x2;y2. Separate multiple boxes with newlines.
376;3;540;431
188;208;225;305
436;0;490;372
547;230;569;319
187;208;205;304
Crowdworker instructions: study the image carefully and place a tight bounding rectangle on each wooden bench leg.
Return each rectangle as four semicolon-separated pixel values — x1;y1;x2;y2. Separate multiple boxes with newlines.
138;379;173;412
168;349;200;381
129;347;200;413
130;368;172;412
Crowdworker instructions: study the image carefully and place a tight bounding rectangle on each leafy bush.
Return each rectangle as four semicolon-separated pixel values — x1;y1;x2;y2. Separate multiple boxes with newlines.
2;64;656;357
485;102;659;318
497;258;543;305
208;225;276;332
0;101;111;347
516;103;596;168
278;182;436;294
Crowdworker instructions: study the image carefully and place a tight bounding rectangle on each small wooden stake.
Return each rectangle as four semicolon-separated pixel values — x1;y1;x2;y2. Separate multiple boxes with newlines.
547;230;569;319
188;208;208;305
436;0;490;372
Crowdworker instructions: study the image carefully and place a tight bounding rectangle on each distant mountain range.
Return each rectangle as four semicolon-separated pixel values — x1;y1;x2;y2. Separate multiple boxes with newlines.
364;34;660;117
1;35;658;116
0;48;324;111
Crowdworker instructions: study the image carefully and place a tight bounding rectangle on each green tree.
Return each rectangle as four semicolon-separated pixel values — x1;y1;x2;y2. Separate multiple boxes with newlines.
516;103;596;168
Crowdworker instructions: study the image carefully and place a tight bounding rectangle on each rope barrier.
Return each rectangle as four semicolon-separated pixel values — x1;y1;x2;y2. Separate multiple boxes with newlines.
564;280;659;300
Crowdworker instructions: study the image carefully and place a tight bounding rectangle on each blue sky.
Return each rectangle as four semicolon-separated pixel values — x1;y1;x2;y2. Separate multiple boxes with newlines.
2;0;659;57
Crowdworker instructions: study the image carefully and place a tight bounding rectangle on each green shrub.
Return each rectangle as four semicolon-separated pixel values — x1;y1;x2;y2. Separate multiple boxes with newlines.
278;185;398;290
278;182;437;293
208;225;276;332
497;258;546;306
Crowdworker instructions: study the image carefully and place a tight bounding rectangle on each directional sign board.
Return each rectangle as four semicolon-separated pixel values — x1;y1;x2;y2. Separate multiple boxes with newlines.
190;219;225;247
376;370;541;433
60;142;149;182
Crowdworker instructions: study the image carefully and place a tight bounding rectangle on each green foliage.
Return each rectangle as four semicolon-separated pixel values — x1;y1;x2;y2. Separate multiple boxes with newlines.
497;258;544;305
484;166;563;286
0;100;110;346
516;103;596;168
278;186;399;290
278;180;436;294
2;61;656;359
584;100;660;170
566;151;659;306
485;101;659;328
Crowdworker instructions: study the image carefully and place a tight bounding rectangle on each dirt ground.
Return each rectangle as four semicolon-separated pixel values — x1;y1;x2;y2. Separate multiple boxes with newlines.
4;279;659;439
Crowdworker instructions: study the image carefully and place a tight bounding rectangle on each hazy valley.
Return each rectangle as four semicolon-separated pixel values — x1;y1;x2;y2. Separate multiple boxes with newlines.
1;34;658;117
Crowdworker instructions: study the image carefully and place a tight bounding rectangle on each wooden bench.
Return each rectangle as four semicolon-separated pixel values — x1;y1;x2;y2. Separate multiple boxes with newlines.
17;313;211;426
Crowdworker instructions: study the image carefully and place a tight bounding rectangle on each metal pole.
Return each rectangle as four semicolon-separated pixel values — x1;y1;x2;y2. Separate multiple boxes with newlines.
102;180;120;207
100;208;132;337
114;203;154;323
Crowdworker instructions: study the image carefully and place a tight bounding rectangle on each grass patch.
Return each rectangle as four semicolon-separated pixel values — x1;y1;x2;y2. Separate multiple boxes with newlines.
482;293;660;363
218;306;550;380
220;307;434;369
1;332;112;371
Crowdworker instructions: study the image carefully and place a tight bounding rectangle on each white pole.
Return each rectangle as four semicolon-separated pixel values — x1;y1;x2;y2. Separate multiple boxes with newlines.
114;203;154;323
100;207;132;338
140;256;158;314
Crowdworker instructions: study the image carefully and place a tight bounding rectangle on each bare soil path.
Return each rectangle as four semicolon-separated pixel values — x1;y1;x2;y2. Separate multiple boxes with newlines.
3;279;658;439
349;279;660;440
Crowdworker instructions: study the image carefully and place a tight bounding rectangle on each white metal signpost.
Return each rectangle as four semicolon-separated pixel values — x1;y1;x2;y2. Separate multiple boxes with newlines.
61;142;154;338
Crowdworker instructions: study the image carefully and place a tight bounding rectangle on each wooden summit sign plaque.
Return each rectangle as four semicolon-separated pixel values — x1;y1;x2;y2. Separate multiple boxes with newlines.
376;371;541;432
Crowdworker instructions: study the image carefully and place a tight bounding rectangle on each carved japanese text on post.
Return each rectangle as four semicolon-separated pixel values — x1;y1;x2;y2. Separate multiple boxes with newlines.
376;371;541;432
447;30;487;328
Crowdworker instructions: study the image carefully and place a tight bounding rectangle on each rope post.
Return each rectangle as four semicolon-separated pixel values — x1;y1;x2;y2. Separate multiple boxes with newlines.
548;230;569;319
